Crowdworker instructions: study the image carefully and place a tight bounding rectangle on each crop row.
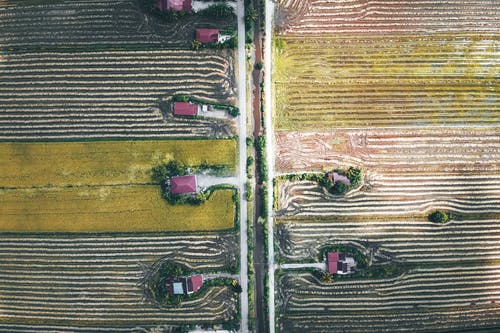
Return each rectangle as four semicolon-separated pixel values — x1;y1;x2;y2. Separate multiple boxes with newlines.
273;34;498;129
0;49;235;139
277;172;500;217
275;128;500;174
276;216;500;263
0;0;235;49
279;270;500;332
276;0;499;34
276;213;500;331
0;232;238;328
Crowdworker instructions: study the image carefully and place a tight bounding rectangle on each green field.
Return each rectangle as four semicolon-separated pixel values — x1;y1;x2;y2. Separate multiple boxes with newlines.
0;139;237;232
0;139;237;187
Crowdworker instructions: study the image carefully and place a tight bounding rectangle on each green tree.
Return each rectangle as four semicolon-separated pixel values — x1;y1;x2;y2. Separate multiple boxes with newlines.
428;210;449;223
332;181;348;195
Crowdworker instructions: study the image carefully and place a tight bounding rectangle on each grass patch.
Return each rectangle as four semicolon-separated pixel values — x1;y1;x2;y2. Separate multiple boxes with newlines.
0;186;236;232
0;139;236;188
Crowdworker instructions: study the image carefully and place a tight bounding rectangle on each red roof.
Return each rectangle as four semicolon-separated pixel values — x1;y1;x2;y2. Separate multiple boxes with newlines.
188;274;203;293
196;29;220;43
171;175;197;195
154;0;192;11
327;252;339;274
173;102;198;116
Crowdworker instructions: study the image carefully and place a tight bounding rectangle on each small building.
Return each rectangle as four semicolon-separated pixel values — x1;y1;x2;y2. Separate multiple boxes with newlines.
328;172;351;186
327;252;356;275
154;0;192;11
166;274;204;295
173;102;199;116
170;175;197;195
196;29;220;43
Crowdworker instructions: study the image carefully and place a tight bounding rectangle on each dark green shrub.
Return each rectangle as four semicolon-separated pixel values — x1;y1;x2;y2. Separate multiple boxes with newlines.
428;210;449;223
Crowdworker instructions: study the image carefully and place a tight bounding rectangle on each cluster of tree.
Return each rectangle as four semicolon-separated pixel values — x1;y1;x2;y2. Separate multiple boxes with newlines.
278;167;363;196
148;261;190;308
312;269;334;284
152;160;207;206
198;3;234;18
428;210;450;223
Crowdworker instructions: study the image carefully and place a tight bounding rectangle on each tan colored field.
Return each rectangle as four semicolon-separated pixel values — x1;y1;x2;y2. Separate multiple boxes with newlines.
274;34;499;129
0;139;236;187
0;186;235;232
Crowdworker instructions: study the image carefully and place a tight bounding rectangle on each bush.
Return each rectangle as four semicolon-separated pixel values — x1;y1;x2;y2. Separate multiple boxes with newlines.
255;61;263;70
332;181;348;195
428;210;449;223
199;3;234;18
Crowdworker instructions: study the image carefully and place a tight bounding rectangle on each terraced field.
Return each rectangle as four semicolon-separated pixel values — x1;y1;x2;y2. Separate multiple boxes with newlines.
0;49;235;139
0;0;235;49
276;0;499;34
0;232;239;329
274;34;498;129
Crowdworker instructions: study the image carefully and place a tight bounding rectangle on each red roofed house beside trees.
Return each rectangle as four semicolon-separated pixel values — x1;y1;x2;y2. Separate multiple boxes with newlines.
170;175;197;195
173;102;199;116
327;252;357;275
154;0;192;11
196;29;220;43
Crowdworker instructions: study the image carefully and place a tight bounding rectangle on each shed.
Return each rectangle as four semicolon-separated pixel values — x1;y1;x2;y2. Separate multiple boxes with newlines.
154;0;192;11
172;282;184;295
196;29;220;43
173;102;199;116
170;175;197;195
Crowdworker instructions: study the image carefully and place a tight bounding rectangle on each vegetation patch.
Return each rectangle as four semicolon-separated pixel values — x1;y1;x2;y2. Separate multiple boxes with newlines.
277;167;362;195
428;210;450;223
147;260;242;307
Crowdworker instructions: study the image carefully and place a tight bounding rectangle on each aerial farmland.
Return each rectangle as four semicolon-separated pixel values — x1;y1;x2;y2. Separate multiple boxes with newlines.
0;0;245;331
272;0;500;332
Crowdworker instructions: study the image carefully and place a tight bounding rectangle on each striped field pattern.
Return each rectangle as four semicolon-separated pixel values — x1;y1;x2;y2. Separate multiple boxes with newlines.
276;0;500;35
0;232;239;330
274;1;500;331
0;0;235;49
276;128;500;174
273;34;499;130
0;49;235;139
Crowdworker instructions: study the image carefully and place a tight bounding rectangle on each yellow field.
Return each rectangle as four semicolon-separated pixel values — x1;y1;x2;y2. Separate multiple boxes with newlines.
274;34;499;129
0;139;237;187
0;186;235;232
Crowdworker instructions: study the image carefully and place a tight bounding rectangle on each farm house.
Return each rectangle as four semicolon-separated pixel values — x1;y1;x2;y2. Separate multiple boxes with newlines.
173;102;199;116
154;0;192;11
166;274;204;295
327;252;356;275
170;175;198;195
196;29;220;43
328;172;351;186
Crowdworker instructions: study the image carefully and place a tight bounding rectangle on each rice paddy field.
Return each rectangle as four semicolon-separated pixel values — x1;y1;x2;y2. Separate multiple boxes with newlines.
0;186;236;232
273;0;500;332
0;139;237;187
